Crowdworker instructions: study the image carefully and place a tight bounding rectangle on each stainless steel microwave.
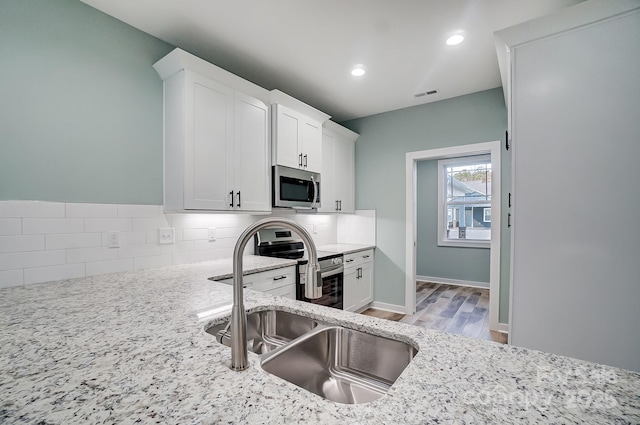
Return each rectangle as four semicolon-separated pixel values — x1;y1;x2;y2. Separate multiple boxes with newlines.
272;165;320;209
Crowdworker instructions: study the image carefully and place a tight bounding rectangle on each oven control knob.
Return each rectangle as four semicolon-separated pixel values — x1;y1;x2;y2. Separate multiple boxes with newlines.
332;258;342;265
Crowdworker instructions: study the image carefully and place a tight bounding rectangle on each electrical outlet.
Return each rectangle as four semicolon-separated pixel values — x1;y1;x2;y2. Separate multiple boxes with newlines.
208;227;216;242
159;228;175;245
313;224;318;234
108;231;120;248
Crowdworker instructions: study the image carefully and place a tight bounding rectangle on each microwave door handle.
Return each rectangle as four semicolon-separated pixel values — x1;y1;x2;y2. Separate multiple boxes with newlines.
310;175;318;209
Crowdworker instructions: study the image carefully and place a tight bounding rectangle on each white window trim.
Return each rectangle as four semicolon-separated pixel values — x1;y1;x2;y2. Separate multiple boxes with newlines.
483;208;491;222
437;154;491;249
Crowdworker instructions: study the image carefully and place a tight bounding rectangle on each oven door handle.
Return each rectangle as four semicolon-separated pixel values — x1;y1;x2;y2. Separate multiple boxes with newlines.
320;265;344;279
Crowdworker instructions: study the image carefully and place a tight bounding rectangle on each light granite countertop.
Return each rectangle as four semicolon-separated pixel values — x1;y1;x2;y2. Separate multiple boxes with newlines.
206;254;297;281
1;258;639;424
317;243;375;255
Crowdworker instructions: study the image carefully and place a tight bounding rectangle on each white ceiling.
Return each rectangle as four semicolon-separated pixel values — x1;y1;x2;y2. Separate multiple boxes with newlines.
80;0;584;122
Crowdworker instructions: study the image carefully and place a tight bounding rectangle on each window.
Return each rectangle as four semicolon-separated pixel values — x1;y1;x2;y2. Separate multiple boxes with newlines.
483;208;491;223
438;155;491;247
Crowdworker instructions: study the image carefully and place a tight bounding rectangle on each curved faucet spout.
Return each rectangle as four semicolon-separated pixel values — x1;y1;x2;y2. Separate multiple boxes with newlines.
230;217;320;371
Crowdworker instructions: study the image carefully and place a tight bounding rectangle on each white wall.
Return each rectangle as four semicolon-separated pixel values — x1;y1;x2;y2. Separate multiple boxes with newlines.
507;4;640;371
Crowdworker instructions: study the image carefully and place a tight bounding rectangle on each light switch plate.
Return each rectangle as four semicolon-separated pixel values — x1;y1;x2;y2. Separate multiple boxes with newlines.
159;228;175;244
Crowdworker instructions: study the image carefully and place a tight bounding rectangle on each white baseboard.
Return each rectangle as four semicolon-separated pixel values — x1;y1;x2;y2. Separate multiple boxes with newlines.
416;275;489;290
368;301;407;315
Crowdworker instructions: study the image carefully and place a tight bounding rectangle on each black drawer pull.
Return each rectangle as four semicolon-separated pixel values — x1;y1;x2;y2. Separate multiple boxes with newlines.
345;259;354;263
273;275;287;281
362;255;370;259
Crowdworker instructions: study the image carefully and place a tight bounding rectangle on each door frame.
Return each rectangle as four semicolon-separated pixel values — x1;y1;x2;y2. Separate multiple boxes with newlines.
405;141;505;332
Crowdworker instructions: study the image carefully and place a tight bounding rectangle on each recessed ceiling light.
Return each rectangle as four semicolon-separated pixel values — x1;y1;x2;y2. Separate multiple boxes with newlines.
446;34;464;46
351;66;366;77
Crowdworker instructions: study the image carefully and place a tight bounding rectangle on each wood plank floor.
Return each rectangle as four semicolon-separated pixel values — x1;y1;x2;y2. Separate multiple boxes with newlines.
361;281;508;344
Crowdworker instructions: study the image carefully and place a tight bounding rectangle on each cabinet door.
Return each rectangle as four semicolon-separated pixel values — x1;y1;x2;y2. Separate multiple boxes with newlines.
272;104;302;169
184;71;234;210
357;262;373;307
343;267;358;312
234;92;270;212
301;119;322;173
334;136;355;213
319;130;337;213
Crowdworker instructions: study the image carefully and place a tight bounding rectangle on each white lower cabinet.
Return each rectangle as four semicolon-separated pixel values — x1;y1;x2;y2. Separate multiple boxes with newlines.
343;249;374;312
219;266;296;299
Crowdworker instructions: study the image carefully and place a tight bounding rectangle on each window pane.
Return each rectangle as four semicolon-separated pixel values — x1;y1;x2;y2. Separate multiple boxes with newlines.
443;158;491;242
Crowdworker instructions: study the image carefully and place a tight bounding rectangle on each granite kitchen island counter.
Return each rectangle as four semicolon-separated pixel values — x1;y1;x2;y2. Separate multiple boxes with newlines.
1;260;639;424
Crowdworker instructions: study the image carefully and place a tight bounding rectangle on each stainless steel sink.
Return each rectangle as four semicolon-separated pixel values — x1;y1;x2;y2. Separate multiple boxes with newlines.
260;325;418;404
205;309;318;354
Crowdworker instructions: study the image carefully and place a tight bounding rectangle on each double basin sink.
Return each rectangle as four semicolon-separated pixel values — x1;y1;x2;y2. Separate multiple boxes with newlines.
206;309;418;404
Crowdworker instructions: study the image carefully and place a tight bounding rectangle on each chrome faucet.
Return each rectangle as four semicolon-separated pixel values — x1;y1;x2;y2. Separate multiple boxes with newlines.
230;217;321;371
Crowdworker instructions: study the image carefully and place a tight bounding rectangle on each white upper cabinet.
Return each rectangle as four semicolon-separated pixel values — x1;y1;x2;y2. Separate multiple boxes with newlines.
319;121;358;213
154;49;271;212
270;90;330;174
271;104;322;173
233;92;270;212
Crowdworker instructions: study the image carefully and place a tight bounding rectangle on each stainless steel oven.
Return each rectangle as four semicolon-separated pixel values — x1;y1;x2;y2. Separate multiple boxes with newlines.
297;254;343;309
254;228;343;310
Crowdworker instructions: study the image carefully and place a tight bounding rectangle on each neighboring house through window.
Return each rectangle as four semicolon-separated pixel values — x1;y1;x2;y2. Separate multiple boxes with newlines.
438;154;491;248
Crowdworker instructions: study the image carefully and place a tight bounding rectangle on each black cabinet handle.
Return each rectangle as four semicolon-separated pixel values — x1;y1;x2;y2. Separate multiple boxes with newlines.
508;213;512;228
237;191;241;208
338;200;342;211
299;153;303;167
303;154;308;168
505;130;510;151
346;259;354;263
335;200;339;211
273;275;286;281
362;255;370;259
508;192;512;208
357;267;362;279
229;191;234;207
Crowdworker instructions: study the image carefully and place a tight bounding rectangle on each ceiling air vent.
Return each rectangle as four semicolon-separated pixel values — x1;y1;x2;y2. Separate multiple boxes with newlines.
414;89;438;98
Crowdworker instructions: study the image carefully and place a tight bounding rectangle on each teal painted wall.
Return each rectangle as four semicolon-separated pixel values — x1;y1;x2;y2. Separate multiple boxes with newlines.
0;0;174;204
342;88;508;312
416;160;490;283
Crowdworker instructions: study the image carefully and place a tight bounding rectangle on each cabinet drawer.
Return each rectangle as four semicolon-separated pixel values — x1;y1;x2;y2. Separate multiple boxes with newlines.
267;284;295;300
344;249;374;269
251;266;296;292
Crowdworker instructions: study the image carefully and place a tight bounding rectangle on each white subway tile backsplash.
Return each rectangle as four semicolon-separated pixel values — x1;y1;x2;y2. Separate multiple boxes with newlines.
131;217;171;231
0;201;65;218
24;264;85;285
46;233;101;250
172;250;217;265
118;244;161;259
0;270;24;288
111;231;146;246
84;218;132;233
117;204;164;218
0;219;22;236
85;258;133;277
134;254;173;271
23;218;84;235
183;228;209;241
193;239;225;252
0;201;346;288
66;247;118;264
66;203;118;218
159;240;195;254
0;235;45;253
0;250;66;271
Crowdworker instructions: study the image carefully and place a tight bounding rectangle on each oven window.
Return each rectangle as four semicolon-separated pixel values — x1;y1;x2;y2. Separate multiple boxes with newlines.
301;272;343;309
280;176;313;202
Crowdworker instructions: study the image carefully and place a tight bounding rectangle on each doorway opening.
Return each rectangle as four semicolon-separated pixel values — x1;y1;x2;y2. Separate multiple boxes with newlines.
404;141;506;335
